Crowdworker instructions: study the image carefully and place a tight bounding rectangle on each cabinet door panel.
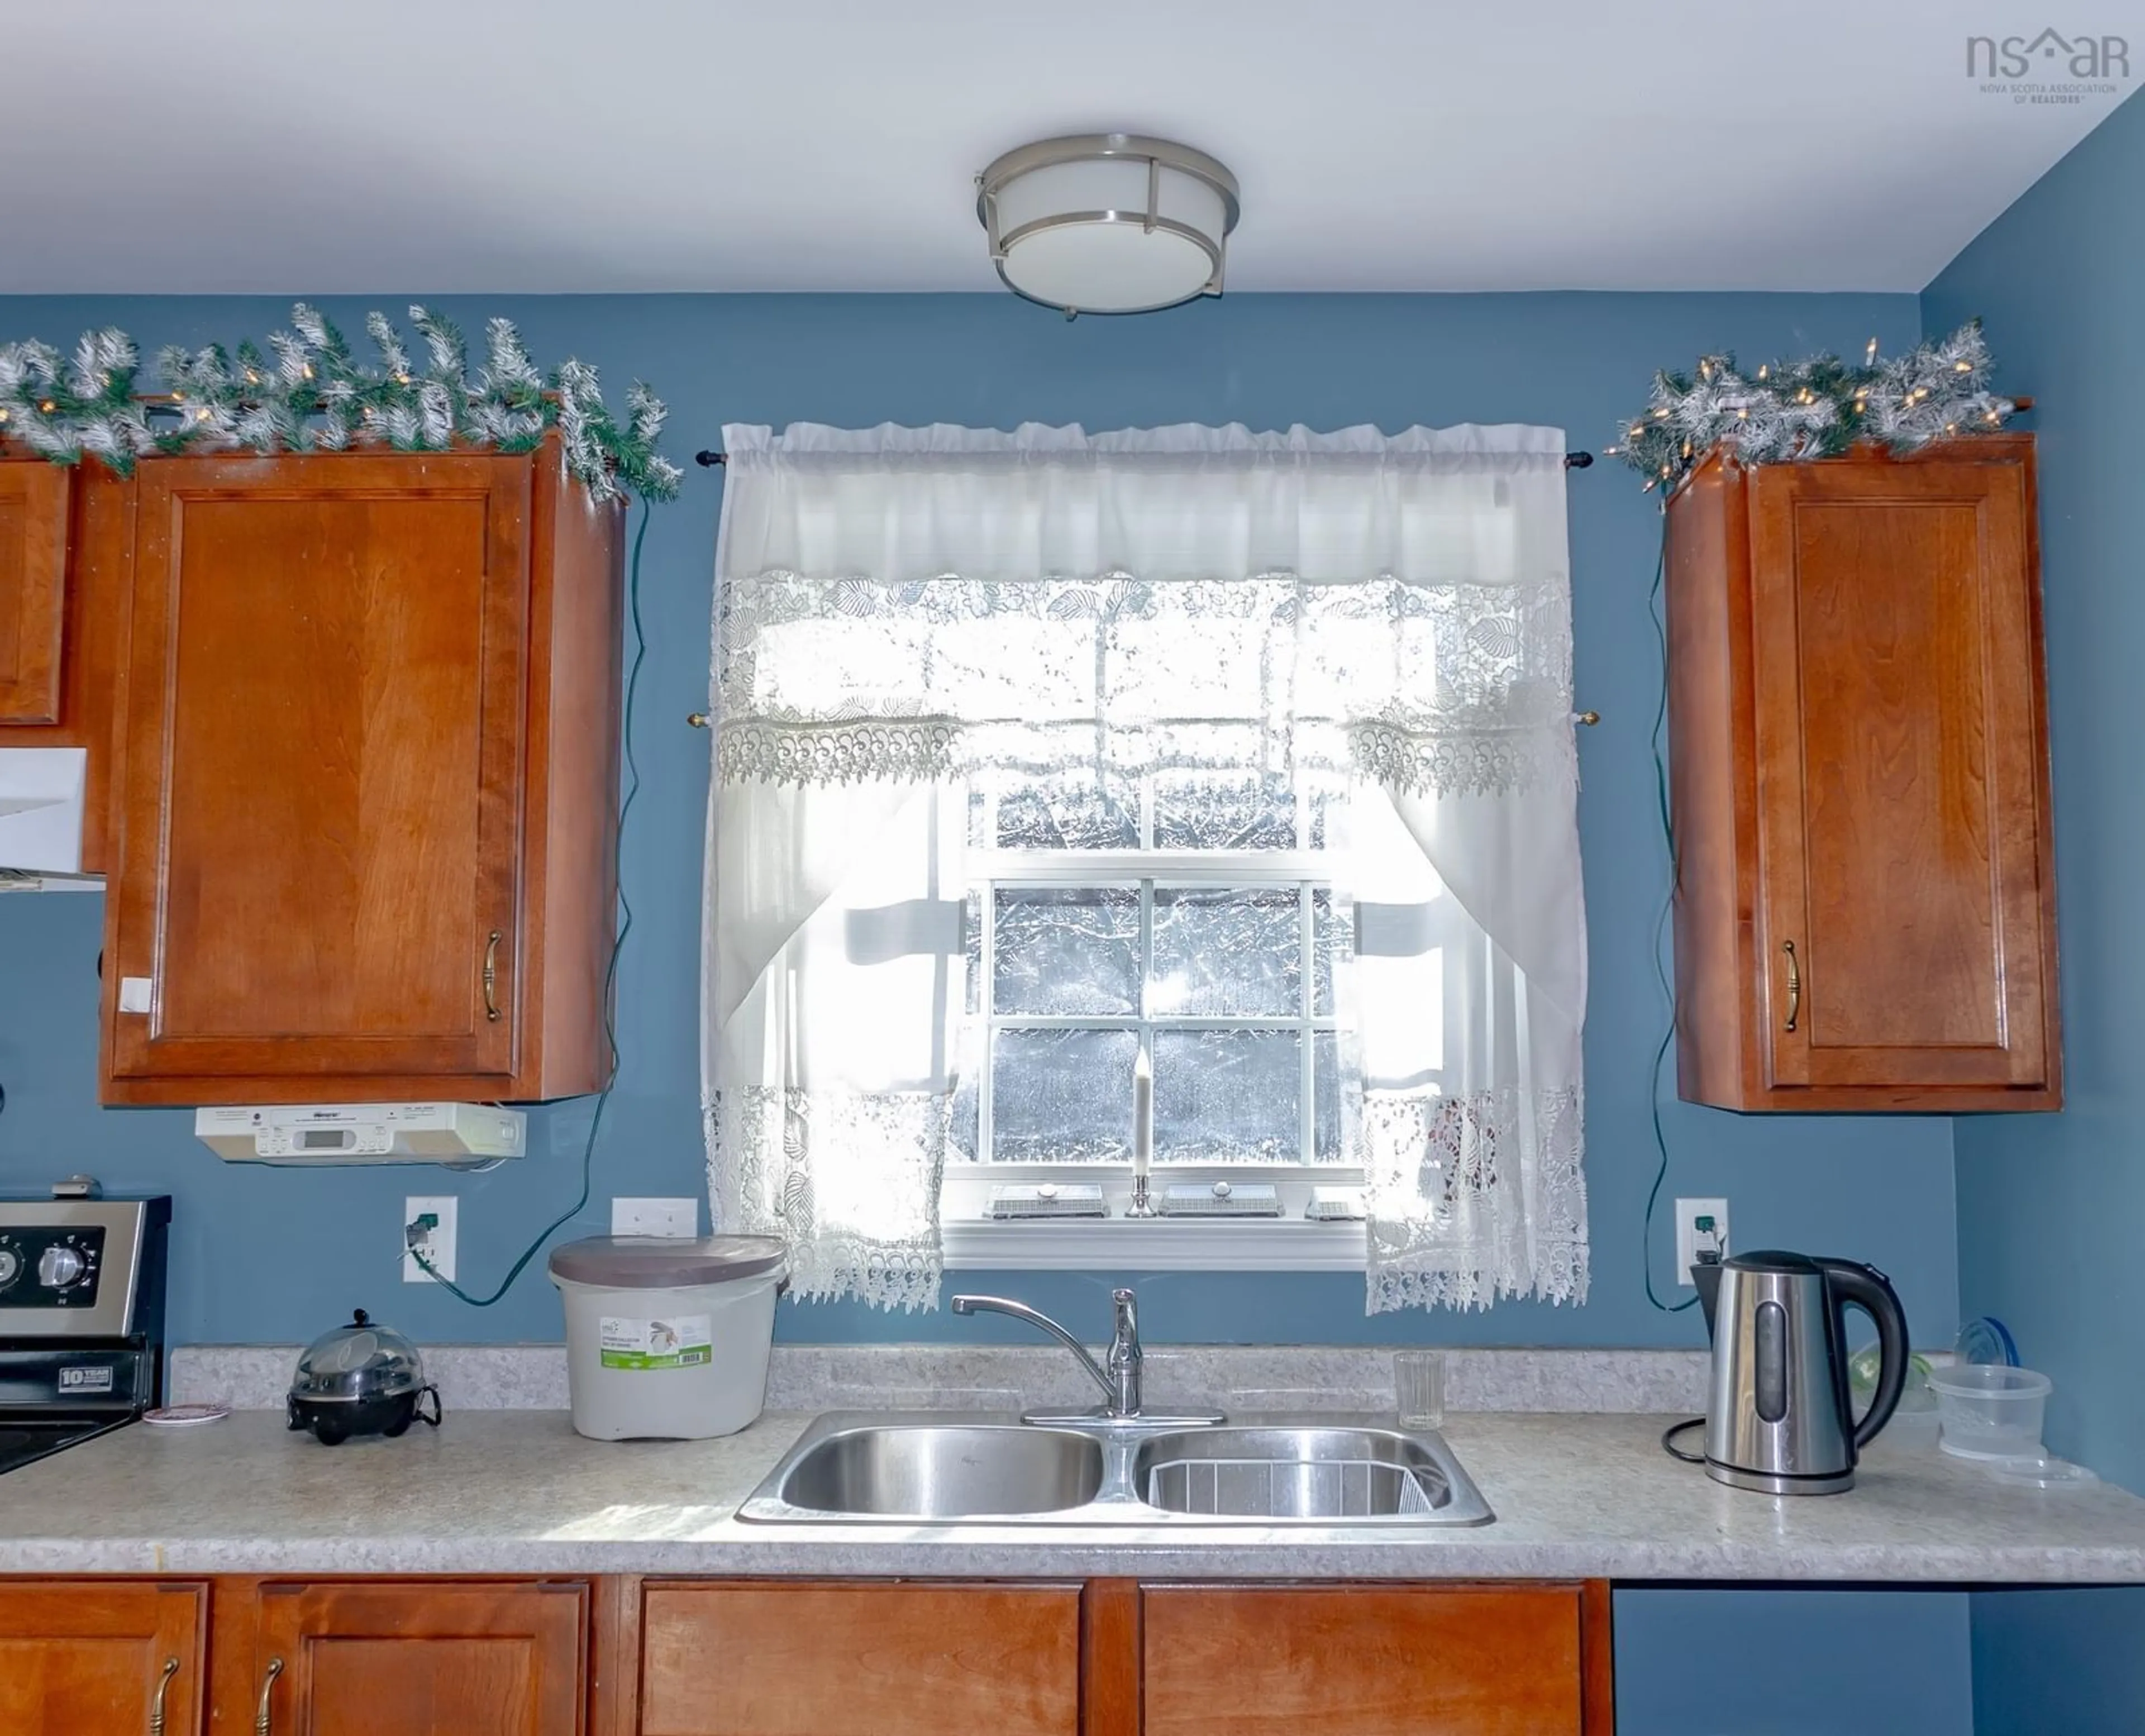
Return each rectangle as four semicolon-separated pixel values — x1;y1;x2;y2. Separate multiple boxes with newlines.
0;1580;207;1736
250;1581;585;1736
107;455;530;1085
1750;460;2051;1091
1143;1585;1585;1736
0;462;70;723
638;1581;1082;1736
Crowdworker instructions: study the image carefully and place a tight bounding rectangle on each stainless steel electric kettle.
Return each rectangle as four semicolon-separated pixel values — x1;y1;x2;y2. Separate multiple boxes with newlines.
1692;1251;1909;1494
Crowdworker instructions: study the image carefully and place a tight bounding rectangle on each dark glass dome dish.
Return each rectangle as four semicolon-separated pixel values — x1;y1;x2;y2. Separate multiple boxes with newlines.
287;1309;443;1446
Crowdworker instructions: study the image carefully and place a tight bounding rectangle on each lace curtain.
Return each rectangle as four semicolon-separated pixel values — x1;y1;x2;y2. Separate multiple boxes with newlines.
703;422;1588;1312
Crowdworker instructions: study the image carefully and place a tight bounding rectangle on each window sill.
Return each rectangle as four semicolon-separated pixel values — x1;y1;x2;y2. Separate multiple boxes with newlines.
941;1214;1367;1272
940;1170;1366;1271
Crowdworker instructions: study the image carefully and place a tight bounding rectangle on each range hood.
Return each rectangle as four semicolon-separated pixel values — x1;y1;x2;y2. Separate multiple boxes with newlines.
0;748;98;890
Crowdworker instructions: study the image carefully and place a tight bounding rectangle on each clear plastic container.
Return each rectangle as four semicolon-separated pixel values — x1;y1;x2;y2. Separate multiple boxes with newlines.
1881;1389;1942;1452
1929;1363;2051;1461
1987;1453;2098;1490
1851;1344;1937;1448
1956;1315;2020;1367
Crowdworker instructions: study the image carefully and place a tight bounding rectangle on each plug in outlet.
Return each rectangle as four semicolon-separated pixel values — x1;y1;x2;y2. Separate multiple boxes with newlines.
611;1197;699;1238
1674;1197;1729;1286
403;1195;457;1284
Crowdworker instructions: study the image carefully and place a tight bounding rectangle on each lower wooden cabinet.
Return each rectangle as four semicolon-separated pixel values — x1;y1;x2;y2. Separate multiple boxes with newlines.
223;1580;589;1736
615;1577;1611;1736
0;1580;207;1736
1143;1584;1607;1736
635;1580;1083;1736
0;1573;1612;1735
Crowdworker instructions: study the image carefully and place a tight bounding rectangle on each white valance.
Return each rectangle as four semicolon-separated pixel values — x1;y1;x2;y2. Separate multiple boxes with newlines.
714;420;1574;582
703;422;1588;1312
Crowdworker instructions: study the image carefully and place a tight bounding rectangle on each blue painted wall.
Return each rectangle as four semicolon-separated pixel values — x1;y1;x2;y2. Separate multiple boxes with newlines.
1924;82;2145;1736
1924;85;2145;1496
1615;1587;1973;1735
1970;1588;2145;1735
0;290;1962;1350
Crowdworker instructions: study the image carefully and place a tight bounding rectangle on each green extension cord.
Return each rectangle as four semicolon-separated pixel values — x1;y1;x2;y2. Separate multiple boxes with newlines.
1639;515;1699;1315
409;497;653;1304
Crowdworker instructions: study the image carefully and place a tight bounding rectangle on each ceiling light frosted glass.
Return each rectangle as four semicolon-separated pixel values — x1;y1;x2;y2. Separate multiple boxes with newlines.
977;135;1241;317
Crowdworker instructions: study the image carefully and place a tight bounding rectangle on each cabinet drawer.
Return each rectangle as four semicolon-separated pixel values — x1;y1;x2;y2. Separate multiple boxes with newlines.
1143;1584;1589;1736
639;1581;1083;1736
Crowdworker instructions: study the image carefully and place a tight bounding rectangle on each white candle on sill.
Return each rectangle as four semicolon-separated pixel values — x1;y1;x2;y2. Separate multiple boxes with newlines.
1132;1044;1153;1195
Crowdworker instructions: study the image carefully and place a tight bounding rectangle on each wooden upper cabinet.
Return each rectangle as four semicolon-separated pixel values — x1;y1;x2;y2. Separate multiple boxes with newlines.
0;462;71;723
0;462;134;870
0;1579;208;1736
101;441;623;1104
1667;437;2060;1111
235;1581;587;1736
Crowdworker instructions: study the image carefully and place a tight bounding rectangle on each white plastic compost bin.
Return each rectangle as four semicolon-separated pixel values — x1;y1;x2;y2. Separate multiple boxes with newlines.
547;1234;786;1440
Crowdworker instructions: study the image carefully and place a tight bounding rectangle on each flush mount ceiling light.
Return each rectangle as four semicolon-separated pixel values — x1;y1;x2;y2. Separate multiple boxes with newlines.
977;133;1241;318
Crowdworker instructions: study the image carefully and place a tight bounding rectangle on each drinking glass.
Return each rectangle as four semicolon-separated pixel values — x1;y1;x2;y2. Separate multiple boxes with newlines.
1394;1349;1446;1428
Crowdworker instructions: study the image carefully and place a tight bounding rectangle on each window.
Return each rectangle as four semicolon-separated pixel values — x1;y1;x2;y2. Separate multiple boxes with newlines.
933;769;1369;1266
934;767;1491;1266
955;771;1346;1171
703;422;1588;1312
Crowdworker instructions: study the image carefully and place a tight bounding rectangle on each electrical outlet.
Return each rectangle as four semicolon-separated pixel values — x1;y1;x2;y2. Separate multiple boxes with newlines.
404;1195;457;1283
1674;1197;1729;1285
611;1196;699;1238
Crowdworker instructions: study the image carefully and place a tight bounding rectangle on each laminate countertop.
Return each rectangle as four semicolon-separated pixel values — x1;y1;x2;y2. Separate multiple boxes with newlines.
2;1408;2141;1582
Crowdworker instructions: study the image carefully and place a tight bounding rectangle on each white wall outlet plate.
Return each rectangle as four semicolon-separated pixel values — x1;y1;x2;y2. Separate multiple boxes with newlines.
611;1196;699;1238
1675;1197;1729;1285
404;1195;458;1283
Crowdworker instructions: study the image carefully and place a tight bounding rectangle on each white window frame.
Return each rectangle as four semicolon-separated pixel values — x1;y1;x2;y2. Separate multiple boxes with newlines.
941;836;1489;1270
942;778;1371;1269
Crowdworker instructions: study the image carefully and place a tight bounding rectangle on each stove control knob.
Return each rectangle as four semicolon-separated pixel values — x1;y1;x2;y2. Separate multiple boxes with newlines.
37;1244;85;1289
0;1247;18;1288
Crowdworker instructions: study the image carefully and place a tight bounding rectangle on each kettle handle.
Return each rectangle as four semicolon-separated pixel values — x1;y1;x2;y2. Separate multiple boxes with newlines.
1819;1258;1910;1449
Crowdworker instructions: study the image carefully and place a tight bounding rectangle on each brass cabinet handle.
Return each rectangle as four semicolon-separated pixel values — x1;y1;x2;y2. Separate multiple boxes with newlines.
254;1657;284;1736
483;930;502;1023
1781;939;1801;1033
149;1656;180;1736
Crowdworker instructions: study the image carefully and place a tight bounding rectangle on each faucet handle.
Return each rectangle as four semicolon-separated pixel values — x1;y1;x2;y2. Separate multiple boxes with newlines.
1109;1287;1140;1361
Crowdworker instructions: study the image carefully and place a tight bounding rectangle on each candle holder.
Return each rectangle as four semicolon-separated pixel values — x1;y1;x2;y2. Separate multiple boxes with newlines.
1124;1173;1158;1219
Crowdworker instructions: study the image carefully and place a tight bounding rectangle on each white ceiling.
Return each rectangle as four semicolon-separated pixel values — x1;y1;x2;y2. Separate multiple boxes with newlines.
4;0;2139;295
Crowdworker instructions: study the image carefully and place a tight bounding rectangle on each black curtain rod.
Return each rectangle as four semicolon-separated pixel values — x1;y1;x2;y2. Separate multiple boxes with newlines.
695;448;1596;470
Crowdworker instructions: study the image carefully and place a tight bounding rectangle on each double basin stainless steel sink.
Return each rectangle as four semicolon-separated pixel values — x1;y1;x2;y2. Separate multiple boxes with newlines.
736;1414;1494;1528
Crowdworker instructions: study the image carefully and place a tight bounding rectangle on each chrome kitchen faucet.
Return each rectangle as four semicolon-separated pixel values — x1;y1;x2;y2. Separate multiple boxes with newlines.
950;1286;1223;1427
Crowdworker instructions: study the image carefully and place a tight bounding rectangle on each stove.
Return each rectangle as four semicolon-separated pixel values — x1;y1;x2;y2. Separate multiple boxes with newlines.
0;1185;170;1476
